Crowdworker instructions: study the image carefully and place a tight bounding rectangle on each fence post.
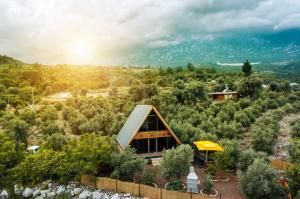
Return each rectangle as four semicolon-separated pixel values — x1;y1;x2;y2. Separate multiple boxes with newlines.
138;183;140;197
160;188;162;199
115;179;117;192
190;192;192;199
220;193;222;199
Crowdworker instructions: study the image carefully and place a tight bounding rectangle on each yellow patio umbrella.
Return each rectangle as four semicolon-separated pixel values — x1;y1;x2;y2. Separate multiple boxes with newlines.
193;140;224;162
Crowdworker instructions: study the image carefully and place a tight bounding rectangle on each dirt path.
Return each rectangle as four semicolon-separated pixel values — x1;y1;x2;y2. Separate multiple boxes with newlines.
270;113;300;160
240;129;251;150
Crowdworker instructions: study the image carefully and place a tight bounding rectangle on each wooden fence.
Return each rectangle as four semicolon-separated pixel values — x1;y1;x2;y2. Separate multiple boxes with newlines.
81;175;214;199
270;159;294;171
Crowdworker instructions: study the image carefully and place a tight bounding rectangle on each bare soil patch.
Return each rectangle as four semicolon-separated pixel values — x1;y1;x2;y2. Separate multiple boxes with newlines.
271;113;300;160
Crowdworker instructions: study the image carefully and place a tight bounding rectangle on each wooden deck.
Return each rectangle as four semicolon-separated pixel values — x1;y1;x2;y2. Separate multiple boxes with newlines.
135;152;163;158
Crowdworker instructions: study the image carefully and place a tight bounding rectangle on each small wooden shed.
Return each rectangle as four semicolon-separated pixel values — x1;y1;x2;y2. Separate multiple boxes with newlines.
209;91;238;101
116;105;181;157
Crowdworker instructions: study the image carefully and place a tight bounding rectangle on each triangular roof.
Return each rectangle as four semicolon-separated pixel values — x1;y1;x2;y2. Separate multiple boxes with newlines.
116;105;181;149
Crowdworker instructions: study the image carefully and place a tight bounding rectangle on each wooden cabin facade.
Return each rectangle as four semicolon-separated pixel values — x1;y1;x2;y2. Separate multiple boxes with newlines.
116;105;181;157
209;91;238;101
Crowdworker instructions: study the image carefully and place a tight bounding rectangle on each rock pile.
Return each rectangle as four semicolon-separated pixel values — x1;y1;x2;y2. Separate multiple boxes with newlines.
1;181;145;199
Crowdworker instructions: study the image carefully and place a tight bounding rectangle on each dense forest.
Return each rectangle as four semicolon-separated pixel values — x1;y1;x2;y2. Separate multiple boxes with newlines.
0;55;299;198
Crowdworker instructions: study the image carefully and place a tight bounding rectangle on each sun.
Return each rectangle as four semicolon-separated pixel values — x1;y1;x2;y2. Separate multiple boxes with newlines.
67;40;93;64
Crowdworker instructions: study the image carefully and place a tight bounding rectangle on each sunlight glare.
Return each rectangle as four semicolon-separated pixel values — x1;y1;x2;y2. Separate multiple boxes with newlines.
67;40;93;64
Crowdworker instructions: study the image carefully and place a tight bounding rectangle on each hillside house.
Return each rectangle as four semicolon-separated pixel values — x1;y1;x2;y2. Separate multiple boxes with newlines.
209;91;238;101
116;105;181;157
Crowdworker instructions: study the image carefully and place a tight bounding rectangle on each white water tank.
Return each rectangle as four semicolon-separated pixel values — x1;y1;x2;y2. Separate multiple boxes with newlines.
186;166;199;193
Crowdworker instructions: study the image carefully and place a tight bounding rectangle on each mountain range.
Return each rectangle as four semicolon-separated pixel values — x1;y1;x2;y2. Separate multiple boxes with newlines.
123;29;300;67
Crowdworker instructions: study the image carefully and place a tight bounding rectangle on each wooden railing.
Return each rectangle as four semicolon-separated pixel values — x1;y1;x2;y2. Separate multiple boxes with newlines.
81;175;215;199
133;130;172;139
270;159;294;171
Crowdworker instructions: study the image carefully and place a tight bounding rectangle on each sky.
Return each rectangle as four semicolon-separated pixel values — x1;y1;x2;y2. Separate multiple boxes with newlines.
0;0;300;65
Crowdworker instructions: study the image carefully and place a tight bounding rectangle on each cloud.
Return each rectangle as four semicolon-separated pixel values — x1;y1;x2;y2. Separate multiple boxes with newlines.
0;0;299;64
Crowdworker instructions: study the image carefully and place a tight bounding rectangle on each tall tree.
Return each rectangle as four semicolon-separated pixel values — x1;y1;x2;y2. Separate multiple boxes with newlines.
242;60;252;77
187;63;195;72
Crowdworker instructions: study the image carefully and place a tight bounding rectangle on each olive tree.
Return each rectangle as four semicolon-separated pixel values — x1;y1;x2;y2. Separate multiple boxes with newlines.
160;144;193;181
287;165;300;198
110;148;144;181
0;133;25;178
238;76;262;99
238;148;267;172
238;159;282;199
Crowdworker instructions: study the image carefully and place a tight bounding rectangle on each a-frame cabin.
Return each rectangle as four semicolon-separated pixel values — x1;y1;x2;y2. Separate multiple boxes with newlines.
116;105;181;157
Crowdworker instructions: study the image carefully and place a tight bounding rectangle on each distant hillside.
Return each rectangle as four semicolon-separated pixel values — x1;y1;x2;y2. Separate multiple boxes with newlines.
122;29;300;67
275;61;300;82
0;54;22;65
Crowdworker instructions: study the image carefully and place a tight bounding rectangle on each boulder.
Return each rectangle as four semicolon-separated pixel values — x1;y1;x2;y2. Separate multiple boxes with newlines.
103;193;110;199
56;186;65;195
79;191;89;199
73;188;82;195
0;190;8;199
22;188;34;198
92;191;101;199
47;183;52;189
46;191;56;199
66;185;73;190
33;189;41;198
124;193;131;197
70;191;75;196
40;190;50;198
111;193;119;199
35;196;43;199
14;184;24;195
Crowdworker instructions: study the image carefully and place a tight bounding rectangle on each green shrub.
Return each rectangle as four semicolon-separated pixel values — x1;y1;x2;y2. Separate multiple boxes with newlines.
291;119;300;138
203;174;213;193
140;170;156;186
214;139;240;170
238;159;282;199
160;144;193;181
287;165;300;198
166;181;183;191
110;148;144;181
206;164;217;176
288;139;300;164
238;148;268;172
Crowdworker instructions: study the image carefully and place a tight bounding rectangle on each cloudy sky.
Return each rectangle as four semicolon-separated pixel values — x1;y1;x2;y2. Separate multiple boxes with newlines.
0;0;300;65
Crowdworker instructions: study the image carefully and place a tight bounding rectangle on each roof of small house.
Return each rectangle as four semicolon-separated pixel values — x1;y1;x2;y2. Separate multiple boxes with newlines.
209;91;238;95
116;105;152;148
116;105;181;149
27;145;40;150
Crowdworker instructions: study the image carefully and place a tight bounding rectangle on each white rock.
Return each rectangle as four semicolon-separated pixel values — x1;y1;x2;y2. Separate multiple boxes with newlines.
0;190;8;199
66;185;73;189
48;183;52;189
14;184;24;195
22;187;34;198
73;188;82;195
46;191;56;199
92;191;101;199
111;193;119;199
56;186;65;195
40;190;50;198
79;191;89;199
35;196;43;199
33;189;41;198
124;193;131;197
